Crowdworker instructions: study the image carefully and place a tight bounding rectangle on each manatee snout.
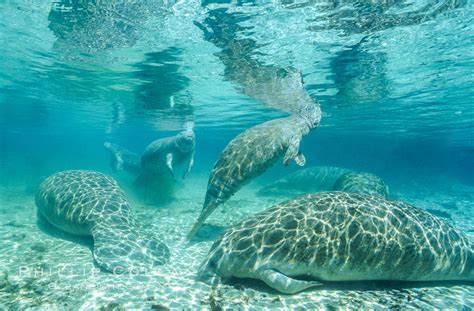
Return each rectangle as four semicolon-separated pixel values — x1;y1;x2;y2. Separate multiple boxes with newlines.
196;256;224;286
176;131;195;153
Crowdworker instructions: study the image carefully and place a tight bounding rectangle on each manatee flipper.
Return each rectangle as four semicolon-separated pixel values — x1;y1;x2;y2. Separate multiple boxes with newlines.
166;153;177;180
104;142;123;171
182;152;194;179
115;154;124;171
91;226;170;273
257;269;322;294
169;95;175;108
295;152;306;166
283;134;304;166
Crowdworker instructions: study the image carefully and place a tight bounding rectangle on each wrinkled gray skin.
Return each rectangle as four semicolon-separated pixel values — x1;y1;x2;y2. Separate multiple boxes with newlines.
257;166;353;197
36;170;170;273
198;192;473;294
104;128;195;182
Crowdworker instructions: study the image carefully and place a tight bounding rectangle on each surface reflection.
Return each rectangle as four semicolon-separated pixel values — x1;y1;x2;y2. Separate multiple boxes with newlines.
133;48;192;114
197;5;317;114
331;36;389;104
297;0;466;35
48;0;173;54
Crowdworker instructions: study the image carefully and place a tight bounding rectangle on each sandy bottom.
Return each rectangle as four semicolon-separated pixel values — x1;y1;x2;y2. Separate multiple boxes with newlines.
0;174;473;310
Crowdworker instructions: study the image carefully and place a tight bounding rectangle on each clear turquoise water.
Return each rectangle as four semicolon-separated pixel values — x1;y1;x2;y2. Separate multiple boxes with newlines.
0;0;473;309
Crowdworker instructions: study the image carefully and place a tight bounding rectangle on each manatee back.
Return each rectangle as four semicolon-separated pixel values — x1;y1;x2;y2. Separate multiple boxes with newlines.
206;118;293;201
333;172;389;198
205;192;472;282
258;166;351;196
189;116;306;241
36;170;130;236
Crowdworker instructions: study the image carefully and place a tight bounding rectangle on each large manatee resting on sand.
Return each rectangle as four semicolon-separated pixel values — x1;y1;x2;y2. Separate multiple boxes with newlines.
36;170;170;272
197;192;473;294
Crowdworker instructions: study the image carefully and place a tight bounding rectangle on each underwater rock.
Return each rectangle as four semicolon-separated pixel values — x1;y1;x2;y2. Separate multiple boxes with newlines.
198;192;472;294
29;243;47;253
150;304;170;311
333;172;389;198
98;302;127;311
257;166;352;196
8;233;27;242
35;170;170;272
0;271;9;290
0;275;66;309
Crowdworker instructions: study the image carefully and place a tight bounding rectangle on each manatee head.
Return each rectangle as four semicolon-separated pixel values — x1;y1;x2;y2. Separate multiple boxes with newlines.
175;129;195;153
297;100;321;128
196;240;226;285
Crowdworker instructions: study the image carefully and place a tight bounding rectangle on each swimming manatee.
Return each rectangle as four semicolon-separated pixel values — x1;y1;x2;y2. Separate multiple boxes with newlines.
187;101;321;240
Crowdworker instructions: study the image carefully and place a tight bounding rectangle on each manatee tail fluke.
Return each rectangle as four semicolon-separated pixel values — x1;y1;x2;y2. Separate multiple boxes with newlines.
187;214;206;241
188;180;233;241
187;202;218;241
92;226;170;273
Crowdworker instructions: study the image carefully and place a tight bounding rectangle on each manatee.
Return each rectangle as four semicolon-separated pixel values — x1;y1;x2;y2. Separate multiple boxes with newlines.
35;170;170;272
104;124;195;204
197;192;473;294
257;166;352;197
104;123;195;183
333;172;389;198
139;122;195;182
187;103;321;240
103;142;141;174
